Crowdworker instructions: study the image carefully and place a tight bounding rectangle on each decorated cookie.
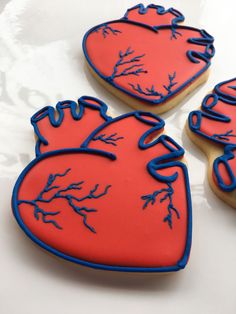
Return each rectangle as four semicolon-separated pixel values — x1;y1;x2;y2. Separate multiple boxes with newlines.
83;3;215;114
12;96;192;272
187;78;236;208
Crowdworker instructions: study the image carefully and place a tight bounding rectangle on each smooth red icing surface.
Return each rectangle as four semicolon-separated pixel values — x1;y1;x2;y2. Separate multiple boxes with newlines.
212;150;236;189
16;108;189;268
85;21;211;104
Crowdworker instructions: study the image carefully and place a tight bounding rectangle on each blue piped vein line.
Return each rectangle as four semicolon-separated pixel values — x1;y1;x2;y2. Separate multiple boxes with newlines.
13;131;192;271
214;78;236;103
170;26;182;40
187;29;215;64
94;24;122;38
141;182;180;229
129;71;177;99
129;83;164;98
17;168;111;233
92;133;124;146
153;24;182;40
107;47;147;82
212;130;236;142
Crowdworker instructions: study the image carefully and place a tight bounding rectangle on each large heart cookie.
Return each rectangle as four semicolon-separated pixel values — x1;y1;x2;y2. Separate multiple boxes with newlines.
83;3;215;114
187;78;236;208
12;96;192;272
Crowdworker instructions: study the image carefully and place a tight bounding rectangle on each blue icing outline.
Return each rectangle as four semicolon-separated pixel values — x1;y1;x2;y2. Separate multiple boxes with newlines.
32;96;112;156
82;4;215;106
12;100;192;272
214;77;236;104
17;167;112;233
123;3;184;31
213;145;236;192
123;3;185;40
188;78;236;146
188;78;236;193
92;133;124;146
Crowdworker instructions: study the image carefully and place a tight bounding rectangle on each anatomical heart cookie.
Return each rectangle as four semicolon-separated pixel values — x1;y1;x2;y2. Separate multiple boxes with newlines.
12;96;192;272
83;3;215;114
187;78;236;208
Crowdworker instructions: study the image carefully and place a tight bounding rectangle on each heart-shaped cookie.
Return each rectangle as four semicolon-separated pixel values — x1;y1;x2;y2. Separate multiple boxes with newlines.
187;78;236;208
83;4;215;114
12;96;192;272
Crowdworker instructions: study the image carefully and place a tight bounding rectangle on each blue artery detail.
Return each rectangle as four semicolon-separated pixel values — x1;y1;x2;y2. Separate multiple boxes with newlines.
83;4;215;105
212;130;236;142
94;23;122;38
214;78;236;103
92;133;124;146
12;98;192;272
188;78;236;192
129;71;177;99
17;168;111;233
141;182;180;229
107;47;147;82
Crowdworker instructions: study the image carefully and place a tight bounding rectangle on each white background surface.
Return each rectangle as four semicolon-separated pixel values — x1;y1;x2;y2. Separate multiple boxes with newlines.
0;0;236;313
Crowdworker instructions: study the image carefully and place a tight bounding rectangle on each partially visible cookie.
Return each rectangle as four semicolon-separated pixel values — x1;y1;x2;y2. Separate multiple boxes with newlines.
83;3;215;114
186;78;236;208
